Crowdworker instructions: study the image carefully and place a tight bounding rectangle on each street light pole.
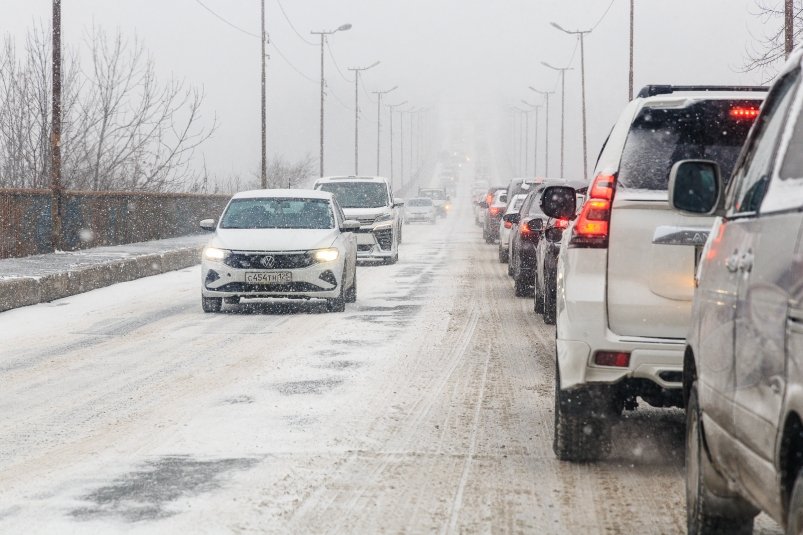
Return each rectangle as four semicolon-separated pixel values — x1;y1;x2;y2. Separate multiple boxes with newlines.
786;0;795;58
387;100;407;189
529;87;554;176
541;61;573;178
260;0;267;188
311;23;351;178
372;86;397;176
551;22;592;177
347;61;379;175
629;0;635;100
51;0;63;251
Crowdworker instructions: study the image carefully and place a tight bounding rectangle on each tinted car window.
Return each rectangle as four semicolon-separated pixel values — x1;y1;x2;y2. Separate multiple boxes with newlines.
221;198;334;229
317;182;389;208
407;198;433;207
618;100;758;191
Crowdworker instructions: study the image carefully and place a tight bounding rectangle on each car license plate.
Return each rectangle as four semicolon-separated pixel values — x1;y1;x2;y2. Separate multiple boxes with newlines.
245;272;292;284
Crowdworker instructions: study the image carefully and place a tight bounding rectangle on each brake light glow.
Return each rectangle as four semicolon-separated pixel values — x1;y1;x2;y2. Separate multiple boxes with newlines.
555;218;569;229
729;106;760;120
570;173;616;248
504;220;513;229
594;351;630;368
519;221;531;235
489;207;502;217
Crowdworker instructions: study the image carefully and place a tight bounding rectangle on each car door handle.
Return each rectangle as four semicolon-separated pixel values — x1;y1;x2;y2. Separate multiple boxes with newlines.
726;252;740;273
739;251;754;273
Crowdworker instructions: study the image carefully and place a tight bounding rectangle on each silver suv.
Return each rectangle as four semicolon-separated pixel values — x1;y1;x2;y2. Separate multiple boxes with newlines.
541;85;766;462
314;176;403;264
671;52;803;534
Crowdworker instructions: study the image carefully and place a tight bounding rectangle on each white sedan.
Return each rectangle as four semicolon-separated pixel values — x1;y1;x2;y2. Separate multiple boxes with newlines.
199;189;359;313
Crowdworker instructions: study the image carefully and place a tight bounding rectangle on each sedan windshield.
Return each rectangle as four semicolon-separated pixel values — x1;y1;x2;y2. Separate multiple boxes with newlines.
317;182;389;208
220;198;334;229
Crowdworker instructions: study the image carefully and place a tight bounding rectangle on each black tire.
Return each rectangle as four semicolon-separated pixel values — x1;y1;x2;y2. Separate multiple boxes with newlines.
498;243;509;263
543;267;557;325
553;364;613;462
202;296;222;313
788;470;803;535
326;282;346;313
345;269;357;303
534;271;545;314
686;386;756;534
430;217;437;225
383;251;399;265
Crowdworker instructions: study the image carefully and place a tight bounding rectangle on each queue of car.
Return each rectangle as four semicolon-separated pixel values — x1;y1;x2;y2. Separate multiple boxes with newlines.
477;59;803;531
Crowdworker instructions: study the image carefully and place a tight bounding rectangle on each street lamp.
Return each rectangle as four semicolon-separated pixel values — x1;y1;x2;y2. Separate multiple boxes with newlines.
550;22;592;177
347;60;379;175
387;100;408;189
541;61;573;178
372;85;397;176
529;86;554;176
521;100;542;177
311;23;352;177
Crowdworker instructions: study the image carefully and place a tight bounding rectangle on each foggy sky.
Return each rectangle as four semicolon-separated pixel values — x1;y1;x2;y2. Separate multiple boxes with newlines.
3;1;776;186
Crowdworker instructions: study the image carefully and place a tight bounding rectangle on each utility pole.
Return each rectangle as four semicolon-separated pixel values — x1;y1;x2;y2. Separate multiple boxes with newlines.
551;22;592;177
347;61;379;175
629;0;635;100
529;87;554;176
387;100;407;189
542;62;573;178
372;86;397;176
261;0;267;188
786;0;795;59
311;23;351;177
51;0;63;251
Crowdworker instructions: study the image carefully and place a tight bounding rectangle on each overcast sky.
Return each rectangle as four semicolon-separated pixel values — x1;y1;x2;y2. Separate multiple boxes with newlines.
2;0;780;186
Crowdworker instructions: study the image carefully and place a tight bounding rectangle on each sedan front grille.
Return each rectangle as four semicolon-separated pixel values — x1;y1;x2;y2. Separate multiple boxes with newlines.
224;252;313;269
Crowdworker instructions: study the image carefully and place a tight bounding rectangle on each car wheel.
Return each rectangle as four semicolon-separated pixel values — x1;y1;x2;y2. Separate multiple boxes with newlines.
686;385;756;534
202;296;222;313
543;267;556;325
430;217;437;225
498;243;509;263
346;270;357;303
326;282;346;313
534;271;545;314
787;470;803;535
553;364;612;462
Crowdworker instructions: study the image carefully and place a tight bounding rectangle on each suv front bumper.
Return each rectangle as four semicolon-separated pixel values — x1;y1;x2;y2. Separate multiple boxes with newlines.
355;223;395;259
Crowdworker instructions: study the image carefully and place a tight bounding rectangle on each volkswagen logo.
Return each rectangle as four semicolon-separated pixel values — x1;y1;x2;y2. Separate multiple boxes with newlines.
259;255;276;268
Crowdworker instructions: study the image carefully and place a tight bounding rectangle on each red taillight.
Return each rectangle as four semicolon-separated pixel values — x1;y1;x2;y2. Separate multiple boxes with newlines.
555;218;569;229
594;351;630;368
489;207;502;217
570;173;616;248
485;193;494;205
730;106;760;120
519;222;531;235
504;220;512;229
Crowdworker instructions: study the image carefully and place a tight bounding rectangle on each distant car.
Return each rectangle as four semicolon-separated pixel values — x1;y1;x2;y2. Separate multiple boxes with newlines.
404;197;437;224
533;181;587;324
506;177;541;202
482;189;507;244
498;193;527;263
669;56;803;534
418;188;449;217
541;84;766;462
314;176;403;264
199;189;359;313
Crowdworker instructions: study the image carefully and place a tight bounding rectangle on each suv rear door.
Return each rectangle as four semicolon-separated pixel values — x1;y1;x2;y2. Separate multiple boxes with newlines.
606;98;762;338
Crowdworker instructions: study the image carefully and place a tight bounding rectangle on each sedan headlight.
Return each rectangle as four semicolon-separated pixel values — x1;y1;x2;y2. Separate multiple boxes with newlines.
203;247;228;261
374;213;393;223
313;248;339;263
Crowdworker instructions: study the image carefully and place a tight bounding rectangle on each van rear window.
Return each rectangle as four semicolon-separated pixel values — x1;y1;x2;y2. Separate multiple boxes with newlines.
618;100;759;190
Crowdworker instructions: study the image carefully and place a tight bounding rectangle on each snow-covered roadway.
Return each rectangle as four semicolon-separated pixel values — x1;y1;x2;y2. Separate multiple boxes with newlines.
0;198;782;533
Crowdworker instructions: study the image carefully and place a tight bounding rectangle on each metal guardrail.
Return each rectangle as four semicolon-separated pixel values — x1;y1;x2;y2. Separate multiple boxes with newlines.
0;189;230;259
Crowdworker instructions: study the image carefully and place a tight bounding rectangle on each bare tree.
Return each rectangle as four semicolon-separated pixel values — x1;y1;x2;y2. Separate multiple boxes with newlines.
214;154;316;194
744;0;802;79
0;25;215;192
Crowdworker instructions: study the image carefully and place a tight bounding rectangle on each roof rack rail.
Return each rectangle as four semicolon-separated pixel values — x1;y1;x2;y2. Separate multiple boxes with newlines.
637;85;769;98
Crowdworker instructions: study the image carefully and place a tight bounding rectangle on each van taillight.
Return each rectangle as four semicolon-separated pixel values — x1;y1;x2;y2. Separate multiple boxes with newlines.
570;173;616;248
555;218;569;229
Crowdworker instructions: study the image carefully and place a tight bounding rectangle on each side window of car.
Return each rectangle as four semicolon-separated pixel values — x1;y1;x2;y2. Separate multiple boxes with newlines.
727;72;800;216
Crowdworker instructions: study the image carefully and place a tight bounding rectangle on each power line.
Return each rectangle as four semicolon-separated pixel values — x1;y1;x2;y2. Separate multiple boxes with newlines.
275;0;316;46
327;40;354;83
591;0;617;30
194;0;261;38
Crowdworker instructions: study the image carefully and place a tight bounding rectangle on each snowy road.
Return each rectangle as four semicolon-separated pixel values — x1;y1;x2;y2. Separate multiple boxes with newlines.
0;200;782;534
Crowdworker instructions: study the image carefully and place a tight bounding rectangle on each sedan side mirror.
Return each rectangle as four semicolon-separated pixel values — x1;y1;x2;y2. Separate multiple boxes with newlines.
527;217;544;232
669;160;724;216
502;213;520;225
199;218;216;231
340;219;362;232
540;186;576;220
393;198;405;208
